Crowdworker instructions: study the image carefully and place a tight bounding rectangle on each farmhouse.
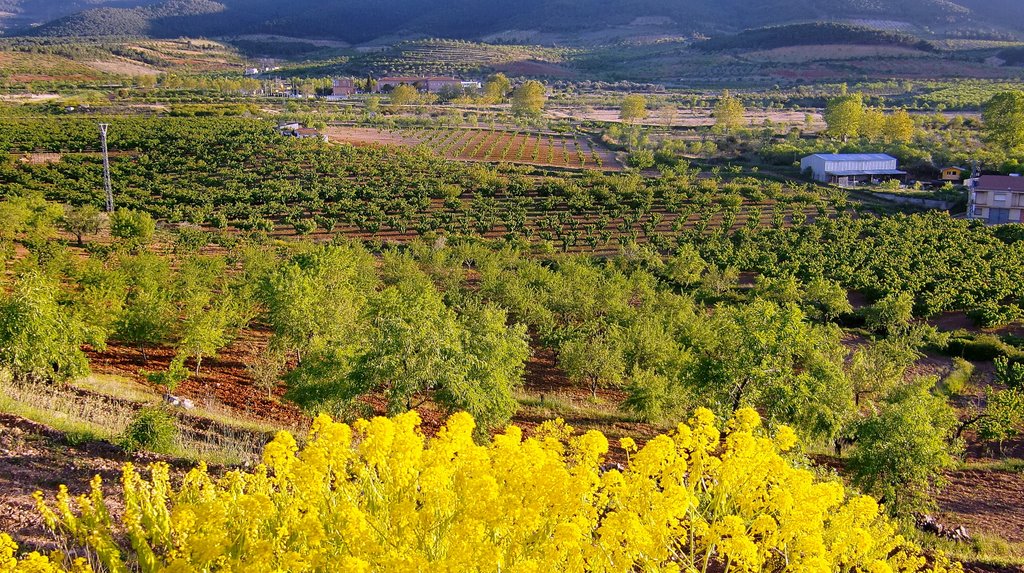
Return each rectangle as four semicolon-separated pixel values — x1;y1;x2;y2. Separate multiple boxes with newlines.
800;153;905;187
332;78;357;96
968;174;1024;224
376;76;463;94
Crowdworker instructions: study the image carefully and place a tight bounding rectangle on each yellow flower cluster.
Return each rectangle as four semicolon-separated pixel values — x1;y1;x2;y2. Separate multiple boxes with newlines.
1;534;92;573
15;408;959;573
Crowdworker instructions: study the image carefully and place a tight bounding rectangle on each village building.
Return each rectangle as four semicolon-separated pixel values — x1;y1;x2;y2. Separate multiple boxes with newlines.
968;174;1024;224
332;78;357;96
800;153;906;187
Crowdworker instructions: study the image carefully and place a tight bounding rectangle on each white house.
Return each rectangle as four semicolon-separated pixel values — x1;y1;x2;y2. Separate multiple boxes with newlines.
800;153;906;187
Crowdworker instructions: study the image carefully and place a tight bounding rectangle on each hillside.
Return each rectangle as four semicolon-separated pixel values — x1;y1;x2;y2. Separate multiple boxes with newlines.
8;0;1024;45
696;23;937;52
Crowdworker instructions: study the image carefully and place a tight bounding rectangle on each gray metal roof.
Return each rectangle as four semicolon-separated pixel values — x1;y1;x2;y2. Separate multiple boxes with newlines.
827;169;906;176
806;153;898;162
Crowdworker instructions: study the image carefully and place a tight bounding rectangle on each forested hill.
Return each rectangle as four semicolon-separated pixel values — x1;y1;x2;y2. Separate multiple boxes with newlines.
6;0;1024;43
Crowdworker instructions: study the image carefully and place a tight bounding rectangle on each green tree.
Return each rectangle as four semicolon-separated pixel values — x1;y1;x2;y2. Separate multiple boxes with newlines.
390;84;419;106
176;292;237;376
860;108;886;142
60;204;103;247
824;93;865;142
847;337;919;407
849;380;959;517
511;81;546;117
287;274;528;433
559;331;625;399
884;109;916;144
864;292;914;335
0;193;63;243
621;368;681;423
365;96;381;114
802;277;853;321
975;388;1024;456
114;253;175;361
440;303;530;432
482;73;511;103
72;258;128;349
0;272;90;383
262;244;376;361
665;243;706;288
620;94;648;124
713;90;744;134
753;275;803;305
353;276;459;413
983;90;1024;151
110;209;156;250
686;300;852;441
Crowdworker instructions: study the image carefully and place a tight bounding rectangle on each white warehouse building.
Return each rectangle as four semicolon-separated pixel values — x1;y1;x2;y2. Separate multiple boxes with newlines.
800;153;906;187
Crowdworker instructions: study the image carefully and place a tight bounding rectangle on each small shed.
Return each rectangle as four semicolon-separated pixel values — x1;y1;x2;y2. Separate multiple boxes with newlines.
800;153;905;187
940;166;966;182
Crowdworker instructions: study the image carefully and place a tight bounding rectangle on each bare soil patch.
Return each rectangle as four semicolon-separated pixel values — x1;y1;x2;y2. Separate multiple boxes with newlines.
493;59;578;78
0;412;177;552
85;330;305;428
936;469;1024;544
85;59;161;77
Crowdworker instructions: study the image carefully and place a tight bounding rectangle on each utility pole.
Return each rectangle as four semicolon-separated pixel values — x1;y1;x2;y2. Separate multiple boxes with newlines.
99;123;114;212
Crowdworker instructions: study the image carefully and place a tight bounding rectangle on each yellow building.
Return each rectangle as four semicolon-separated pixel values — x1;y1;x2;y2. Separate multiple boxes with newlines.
941;166;966;182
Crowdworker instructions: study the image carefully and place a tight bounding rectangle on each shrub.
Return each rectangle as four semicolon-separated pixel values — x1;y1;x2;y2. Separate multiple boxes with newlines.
33;410;961;573
863;292;914;334
143;356;189;392
968;302;1023;329
208;212;228;229
292;218;317;235
942;357;974;396
995;355;1024;389
626;149;655;169
109;209;155;248
944;334;1016;361
119;406;177;453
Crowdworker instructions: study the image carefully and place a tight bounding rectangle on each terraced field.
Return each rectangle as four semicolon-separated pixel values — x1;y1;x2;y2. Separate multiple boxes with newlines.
351;39;575;76
325;126;623;170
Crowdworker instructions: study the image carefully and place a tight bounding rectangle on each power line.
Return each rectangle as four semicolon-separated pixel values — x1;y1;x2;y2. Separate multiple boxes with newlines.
99;123;114;213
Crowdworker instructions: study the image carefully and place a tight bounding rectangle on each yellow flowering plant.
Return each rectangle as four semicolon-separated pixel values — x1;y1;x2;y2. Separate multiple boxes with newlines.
12;408;959;573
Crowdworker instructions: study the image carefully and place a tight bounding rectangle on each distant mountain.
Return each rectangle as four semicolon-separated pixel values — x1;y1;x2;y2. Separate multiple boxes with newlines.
0;0;163;33
8;0;1024;44
24;0;224;37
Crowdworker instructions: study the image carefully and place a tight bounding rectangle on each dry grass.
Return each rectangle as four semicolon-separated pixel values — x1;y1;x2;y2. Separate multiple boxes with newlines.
0;371;291;466
910;529;1024;569
0;374;134;440
73;374;161;404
